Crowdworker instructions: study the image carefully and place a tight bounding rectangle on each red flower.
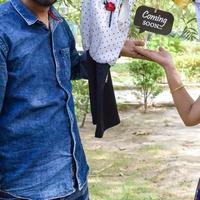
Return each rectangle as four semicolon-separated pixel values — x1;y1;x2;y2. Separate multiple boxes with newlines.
104;1;116;12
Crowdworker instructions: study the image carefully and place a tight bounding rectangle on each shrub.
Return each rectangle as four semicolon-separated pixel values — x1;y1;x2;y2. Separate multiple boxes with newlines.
129;61;164;112
72;80;89;127
176;54;200;82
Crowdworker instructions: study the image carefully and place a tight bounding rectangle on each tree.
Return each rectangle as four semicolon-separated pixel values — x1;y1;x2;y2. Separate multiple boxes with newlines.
129;61;164;112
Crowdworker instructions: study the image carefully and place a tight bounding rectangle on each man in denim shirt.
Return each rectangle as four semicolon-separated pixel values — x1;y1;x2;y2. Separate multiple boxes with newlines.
0;0;146;199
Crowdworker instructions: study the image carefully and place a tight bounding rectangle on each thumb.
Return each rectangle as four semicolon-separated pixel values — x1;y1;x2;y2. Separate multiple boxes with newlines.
134;40;145;47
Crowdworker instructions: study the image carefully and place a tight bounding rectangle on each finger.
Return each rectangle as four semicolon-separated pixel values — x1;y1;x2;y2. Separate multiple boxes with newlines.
134;47;161;62
133;40;145;47
134;46;155;53
134;47;155;58
130;52;153;61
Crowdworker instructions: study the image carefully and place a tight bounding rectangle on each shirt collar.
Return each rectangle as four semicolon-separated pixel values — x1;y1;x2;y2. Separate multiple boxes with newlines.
49;6;63;22
10;0;62;26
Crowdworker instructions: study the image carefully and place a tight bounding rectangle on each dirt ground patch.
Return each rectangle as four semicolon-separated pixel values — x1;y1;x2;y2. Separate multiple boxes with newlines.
80;107;200;200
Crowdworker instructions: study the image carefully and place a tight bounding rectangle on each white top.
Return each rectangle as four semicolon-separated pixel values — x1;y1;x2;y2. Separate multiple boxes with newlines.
80;0;135;65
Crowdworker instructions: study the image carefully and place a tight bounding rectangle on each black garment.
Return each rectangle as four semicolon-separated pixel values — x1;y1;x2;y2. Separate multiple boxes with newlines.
86;51;120;138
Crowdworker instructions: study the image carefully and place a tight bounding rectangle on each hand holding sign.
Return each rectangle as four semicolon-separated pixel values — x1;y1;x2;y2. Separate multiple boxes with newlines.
134;6;174;35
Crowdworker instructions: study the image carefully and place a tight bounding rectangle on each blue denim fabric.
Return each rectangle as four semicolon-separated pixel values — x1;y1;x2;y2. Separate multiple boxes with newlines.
0;183;89;200
195;190;200;200
0;0;89;199
195;179;200;200
59;184;89;200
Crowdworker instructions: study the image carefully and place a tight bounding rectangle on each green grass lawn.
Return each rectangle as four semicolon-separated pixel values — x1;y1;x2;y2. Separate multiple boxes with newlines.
86;145;175;200
111;63;133;87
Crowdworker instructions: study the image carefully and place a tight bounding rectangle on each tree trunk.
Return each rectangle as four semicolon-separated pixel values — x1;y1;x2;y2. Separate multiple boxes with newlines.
80;97;89;128
144;95;148;113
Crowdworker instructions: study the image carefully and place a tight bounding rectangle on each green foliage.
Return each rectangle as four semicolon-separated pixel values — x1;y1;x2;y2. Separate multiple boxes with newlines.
129;61;164;112
180;18;199;41
175;41;200;82
72;80;89;127
146;34;185;53
176;54;200;82
56;0;81;24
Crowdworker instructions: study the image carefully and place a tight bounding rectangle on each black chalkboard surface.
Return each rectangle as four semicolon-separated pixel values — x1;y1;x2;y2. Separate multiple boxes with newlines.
134;6;174;35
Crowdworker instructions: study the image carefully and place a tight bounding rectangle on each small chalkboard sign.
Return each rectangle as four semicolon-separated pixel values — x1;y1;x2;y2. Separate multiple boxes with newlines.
134;6;174;35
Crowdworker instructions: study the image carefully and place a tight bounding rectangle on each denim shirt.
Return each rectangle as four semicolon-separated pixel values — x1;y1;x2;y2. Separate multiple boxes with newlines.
0;0;89;199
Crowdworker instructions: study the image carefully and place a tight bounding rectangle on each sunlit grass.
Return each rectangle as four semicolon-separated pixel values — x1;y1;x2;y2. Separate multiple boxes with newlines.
85;145;177;200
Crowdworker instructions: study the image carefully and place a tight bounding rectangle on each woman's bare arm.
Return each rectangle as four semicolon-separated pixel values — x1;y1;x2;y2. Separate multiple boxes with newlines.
135;46;200;126
165;66;200;126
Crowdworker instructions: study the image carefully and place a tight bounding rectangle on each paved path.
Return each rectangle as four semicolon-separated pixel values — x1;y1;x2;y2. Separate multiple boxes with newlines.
115;88;200;106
